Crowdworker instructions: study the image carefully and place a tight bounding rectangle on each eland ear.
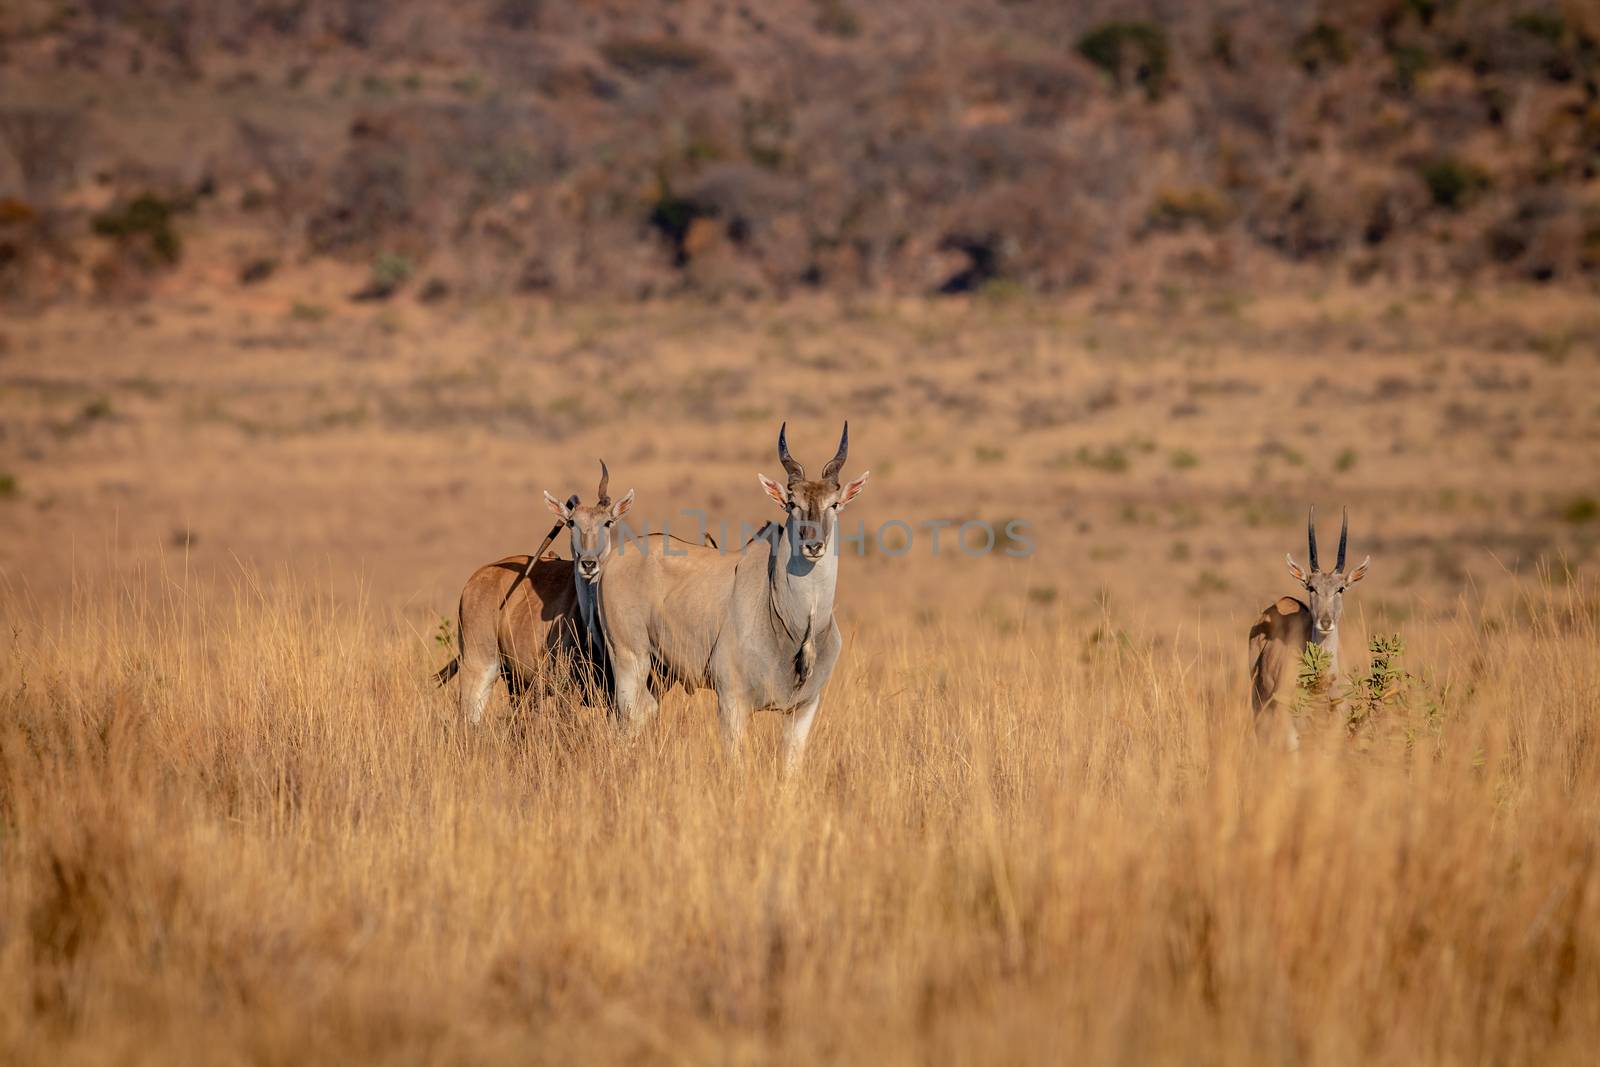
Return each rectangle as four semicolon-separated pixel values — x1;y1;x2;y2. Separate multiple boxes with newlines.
840;470;870;507
1345;555;1371;586
543;491;571;519
610;488;635;520
1286;553;1308;584
758;473;788;508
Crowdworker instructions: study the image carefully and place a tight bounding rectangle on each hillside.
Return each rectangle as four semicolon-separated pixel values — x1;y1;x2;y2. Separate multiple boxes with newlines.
1;0;1598;305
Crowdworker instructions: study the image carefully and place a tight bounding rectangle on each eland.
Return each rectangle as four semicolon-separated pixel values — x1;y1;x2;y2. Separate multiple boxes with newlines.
435;462;633;724
1248;505;1371;751
598;422;869;771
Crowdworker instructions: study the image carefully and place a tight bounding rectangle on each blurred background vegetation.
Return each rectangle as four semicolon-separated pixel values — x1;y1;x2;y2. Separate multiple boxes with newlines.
0;0;1597;305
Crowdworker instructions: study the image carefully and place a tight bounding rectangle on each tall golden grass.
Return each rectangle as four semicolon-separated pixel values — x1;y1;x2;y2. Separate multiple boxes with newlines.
2;570;1597;1065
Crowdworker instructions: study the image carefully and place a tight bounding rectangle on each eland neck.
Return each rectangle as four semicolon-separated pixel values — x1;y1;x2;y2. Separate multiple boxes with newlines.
1309;618;1340;676
768;522;840;645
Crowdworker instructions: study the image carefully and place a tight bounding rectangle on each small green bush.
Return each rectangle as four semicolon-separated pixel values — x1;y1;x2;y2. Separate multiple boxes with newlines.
356;252;412;300
1389;44;1431;94
1075;445;1130;474
1077;21;1171;101
1294;641;1335;714
600;36;732;82
813;0;861;39
1418;158;1490;211
1405;0;1443;25
0;472;16;499
1293;21;1351;73
1562;496;1598;524
91;194;182;264
1510;12;1564;43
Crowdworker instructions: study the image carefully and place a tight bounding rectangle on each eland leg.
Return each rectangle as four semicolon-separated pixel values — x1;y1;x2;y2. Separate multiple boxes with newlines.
716;692;753;761
781;695;822;776
610;648;658;734
462;655;500;725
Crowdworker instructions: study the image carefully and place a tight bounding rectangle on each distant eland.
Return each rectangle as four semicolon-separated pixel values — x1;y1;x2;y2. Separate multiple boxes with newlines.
1249;505;1371;751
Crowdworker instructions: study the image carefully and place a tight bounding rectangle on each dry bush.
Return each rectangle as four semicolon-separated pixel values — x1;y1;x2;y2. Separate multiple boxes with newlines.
2;573;1598;1063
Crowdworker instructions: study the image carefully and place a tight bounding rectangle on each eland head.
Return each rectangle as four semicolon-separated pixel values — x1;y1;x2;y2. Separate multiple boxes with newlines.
757;421;870;562
544;460;635;583
1285;505;1371;638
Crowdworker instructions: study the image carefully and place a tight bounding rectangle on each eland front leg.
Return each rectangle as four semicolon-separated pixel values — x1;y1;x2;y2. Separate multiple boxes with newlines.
716;692;753;760
608;646;659;735
781;695;823;775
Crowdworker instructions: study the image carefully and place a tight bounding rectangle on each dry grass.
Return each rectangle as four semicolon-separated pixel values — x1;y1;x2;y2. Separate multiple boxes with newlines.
2;566;1598;1064
2;289;1600;1062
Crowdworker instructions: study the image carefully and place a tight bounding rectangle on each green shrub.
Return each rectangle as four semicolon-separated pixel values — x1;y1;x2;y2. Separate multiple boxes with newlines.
1294;641;1335;714
1510;12;1565;43
0;472;16;499
1418;158;1490;210
978;278;1028;303
1404;0;1443;25
1293;21;1351;73
91;194;182;264
600;36;732;82
356;252;412;300
1583;209;1600;272
1077;21;1171;101
813;0;861;39
1346;633;1442;745
1075;444;1129;474
1389;45;1431;94
1562;496;1598;524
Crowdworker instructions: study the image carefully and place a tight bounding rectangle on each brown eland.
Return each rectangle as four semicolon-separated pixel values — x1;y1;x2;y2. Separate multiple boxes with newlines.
435;462;632;724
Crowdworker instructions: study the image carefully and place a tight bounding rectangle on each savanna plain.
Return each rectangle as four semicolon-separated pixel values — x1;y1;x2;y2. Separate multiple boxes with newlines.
3;287;1600;1064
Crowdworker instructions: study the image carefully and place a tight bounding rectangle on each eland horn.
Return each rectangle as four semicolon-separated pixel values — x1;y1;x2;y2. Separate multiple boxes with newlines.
821;421;849;484
778;422;805;482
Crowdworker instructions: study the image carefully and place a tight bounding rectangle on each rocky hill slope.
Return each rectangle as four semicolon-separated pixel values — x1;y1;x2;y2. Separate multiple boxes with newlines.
1;0;1597;304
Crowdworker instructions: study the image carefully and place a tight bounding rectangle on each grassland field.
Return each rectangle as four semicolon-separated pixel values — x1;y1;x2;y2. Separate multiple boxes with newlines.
2;284;1599;1063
